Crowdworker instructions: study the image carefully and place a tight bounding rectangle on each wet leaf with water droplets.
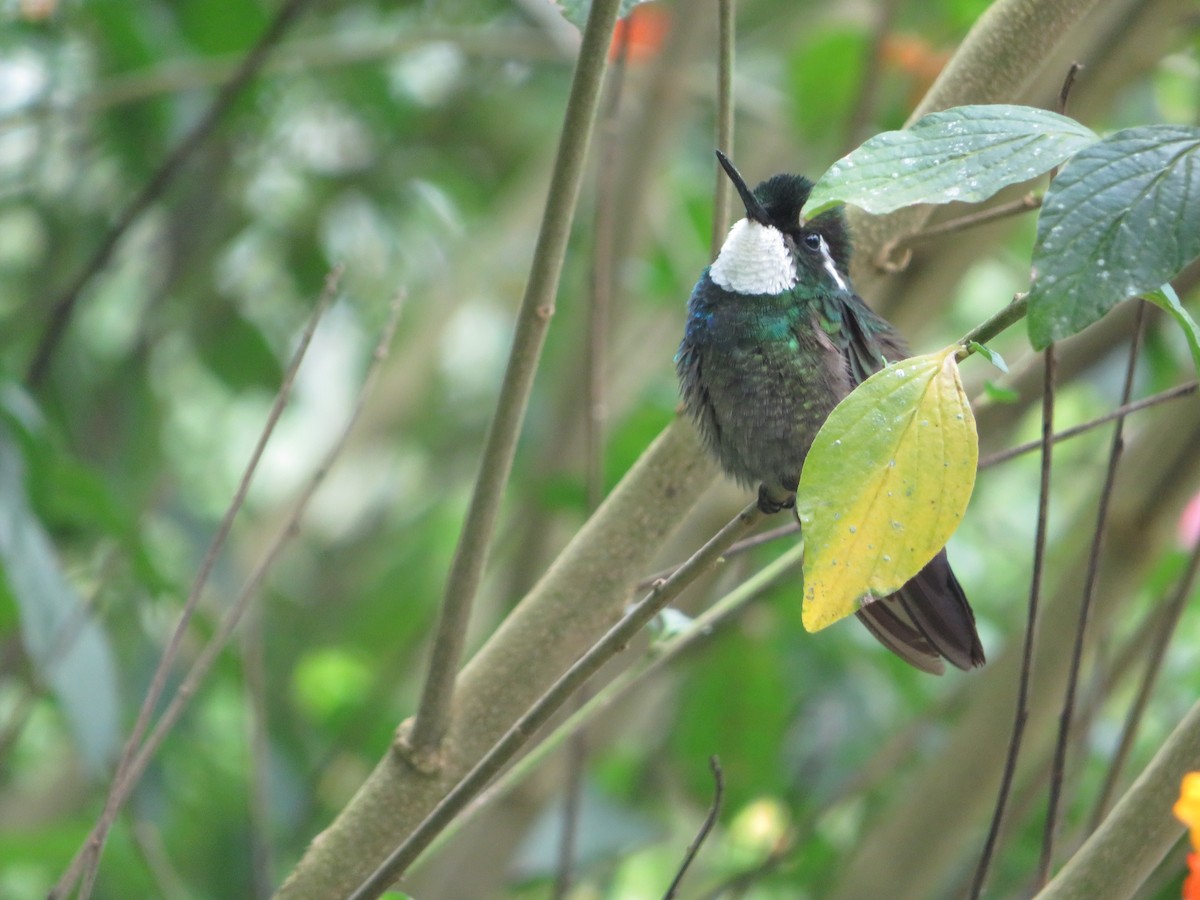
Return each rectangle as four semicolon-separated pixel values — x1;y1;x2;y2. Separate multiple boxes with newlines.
803;104;1097;216
795;346;978;632
1027;125;1200;348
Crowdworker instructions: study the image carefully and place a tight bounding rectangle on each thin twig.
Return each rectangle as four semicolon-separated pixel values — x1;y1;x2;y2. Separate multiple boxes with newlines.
128;818;191;899
875;194;1044;273
75;290;403;900
970;344;1056;899
956;293;1029;358
645;377;1200;584
663;756;725;899
583;15;629;515
554;711;588;900
418;543;805;868
348;502;764;900
555;22;634;895
1088;537;1200;831
710;0;735;253
1038;300;1146;886
1047;62;1082;181
915;194;1042;244
1059;62;1082;115
242;604;274;899
979;381;1199;469
26;0;317;386
407;0;624;761
636;521;799;589
51;266;343;900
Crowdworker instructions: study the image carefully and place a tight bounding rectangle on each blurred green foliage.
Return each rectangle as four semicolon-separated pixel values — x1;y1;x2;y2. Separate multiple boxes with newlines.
1;0;1199;898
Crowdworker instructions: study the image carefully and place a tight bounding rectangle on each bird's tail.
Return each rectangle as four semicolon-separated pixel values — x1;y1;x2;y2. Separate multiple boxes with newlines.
856;549;986;675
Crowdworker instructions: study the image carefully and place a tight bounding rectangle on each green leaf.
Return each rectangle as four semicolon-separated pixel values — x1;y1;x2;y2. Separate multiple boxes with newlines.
968;340;1008;372
1145;284;1200;378
804;104;1098;216
194;307;285;394
557;0;648;31
796;347;978;632
1027;125;1200;348
786;29;868;150
982;382;1020;404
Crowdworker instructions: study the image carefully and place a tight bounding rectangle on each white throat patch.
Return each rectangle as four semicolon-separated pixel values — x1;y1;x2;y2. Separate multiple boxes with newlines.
709;219;797;295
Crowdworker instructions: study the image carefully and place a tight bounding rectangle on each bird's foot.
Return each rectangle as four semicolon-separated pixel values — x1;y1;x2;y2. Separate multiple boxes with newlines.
757;485;795;515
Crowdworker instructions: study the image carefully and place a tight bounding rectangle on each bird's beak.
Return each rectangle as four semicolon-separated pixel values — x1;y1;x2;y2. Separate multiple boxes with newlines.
716;150;771;226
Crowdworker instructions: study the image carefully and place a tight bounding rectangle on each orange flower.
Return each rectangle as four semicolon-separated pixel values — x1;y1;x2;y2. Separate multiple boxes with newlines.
1175;773;1200;846
1186;853;1200;900
1175;774;1200;899
609;3;670;62
880;34;953;103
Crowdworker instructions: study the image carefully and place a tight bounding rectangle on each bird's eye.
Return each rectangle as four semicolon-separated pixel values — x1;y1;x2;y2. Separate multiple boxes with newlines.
802;233;823;251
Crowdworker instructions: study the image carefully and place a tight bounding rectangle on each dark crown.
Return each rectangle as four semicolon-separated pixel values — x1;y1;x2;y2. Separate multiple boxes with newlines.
753;173;852;272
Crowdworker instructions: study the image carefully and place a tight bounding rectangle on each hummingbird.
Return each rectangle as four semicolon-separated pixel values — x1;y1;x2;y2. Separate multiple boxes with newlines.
676;151;985;674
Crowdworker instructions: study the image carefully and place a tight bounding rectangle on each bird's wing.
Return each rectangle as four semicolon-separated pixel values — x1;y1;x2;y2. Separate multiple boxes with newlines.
836;293;909;385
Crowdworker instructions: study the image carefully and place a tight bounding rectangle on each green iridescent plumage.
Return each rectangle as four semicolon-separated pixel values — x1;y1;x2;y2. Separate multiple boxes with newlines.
677;153;984;674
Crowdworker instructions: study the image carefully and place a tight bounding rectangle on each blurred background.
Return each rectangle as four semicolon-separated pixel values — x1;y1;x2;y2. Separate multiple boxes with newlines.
1;0;1199;896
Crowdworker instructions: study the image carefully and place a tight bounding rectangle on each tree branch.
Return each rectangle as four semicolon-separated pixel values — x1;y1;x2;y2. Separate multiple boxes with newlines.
1038;301;1145;885
349;502;763;899
407;0;624;761
971;345;1056;899
52;266;342;900
710;0;736;253
1035;698;1200;899
276;420;718;898
664;756;725;898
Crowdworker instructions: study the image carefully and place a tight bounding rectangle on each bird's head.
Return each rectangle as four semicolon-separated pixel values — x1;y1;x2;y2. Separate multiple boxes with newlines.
709;150;852;297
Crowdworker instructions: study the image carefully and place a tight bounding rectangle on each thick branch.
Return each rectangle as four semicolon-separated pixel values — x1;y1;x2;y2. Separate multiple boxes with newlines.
275;420;718;898
1035;699;1200;899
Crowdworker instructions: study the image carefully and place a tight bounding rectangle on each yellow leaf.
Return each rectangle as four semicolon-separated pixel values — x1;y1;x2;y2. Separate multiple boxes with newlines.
796;345;977;632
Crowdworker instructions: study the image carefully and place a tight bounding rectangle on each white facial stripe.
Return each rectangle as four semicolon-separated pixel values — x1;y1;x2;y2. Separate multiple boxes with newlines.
709;219;797;296
816;236;849;292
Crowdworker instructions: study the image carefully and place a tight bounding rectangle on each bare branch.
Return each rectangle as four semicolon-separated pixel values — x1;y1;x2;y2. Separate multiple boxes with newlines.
349;502;764;900
710;0;736;253
52;266;342;900
979;381;1199;469
421;544;805;866
971;344;1056;899
663;756;725;899
1039;300;1145;885
555;23;634;894
408;0;625;760
1089;536;1200;830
